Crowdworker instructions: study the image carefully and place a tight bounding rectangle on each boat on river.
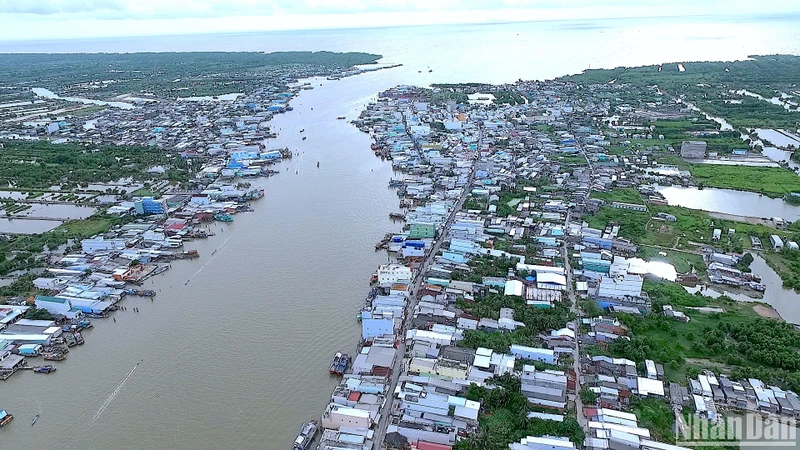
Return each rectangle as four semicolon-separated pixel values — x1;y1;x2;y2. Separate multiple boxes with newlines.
0;410;13;427
332;353;350;376
214;213;233;222
31;414;39;426
337;116;346;120
292;420;318;450
329;352;342;374
33;365;56;374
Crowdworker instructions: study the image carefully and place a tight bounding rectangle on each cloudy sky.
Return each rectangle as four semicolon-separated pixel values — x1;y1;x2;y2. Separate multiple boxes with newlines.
0;0;797;41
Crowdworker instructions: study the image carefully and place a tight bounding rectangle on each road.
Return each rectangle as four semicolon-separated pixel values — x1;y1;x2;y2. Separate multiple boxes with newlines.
372;144;478;449
563;209;587;429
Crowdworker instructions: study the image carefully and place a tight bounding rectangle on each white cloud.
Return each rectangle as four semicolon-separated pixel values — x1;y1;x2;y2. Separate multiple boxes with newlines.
0;0;797;41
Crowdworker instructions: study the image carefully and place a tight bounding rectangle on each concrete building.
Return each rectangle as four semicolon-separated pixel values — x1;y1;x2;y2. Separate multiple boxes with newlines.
377;264;412;285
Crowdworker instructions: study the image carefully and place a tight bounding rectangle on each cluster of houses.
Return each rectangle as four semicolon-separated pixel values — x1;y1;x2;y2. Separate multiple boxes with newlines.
0;172;267;379
0;64;341;150
672;371;800;423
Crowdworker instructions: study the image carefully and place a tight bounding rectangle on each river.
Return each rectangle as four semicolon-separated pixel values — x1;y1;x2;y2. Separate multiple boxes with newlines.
655;185;800;221
3;14;800;450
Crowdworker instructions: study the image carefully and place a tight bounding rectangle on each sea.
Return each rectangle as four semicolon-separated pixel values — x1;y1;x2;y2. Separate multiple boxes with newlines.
1;13;800;450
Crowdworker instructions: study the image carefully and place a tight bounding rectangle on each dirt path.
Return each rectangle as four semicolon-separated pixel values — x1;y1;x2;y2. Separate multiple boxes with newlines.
753;304;783;319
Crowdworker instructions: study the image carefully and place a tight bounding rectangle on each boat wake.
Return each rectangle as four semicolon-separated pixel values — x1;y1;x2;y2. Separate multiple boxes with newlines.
47;361;143;449
186;212;256;283
92;360;141;423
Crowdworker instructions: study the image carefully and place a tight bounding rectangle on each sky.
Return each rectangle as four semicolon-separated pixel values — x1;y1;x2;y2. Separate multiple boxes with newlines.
0;0;798;41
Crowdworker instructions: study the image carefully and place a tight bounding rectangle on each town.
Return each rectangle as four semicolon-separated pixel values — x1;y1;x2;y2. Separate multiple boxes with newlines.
301;71;800;450
2;53;800;450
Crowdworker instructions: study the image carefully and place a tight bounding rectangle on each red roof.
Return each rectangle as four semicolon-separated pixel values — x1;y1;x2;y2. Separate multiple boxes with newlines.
416;441;452;450
348;391;361;402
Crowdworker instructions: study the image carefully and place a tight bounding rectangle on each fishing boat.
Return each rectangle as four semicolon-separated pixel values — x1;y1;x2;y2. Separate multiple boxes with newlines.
333;354;350;375
42;352;66;361
302;136;307;141
74;332;84;345
292;420;318;450
0;410;13;427
214;213;234;222
329;353;342;374
33;365;56;374
31;414;39;426
337;116;346;120
299;129;305;133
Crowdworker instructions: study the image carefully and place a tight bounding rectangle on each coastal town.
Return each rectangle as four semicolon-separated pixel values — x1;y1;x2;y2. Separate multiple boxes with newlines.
296;67;800;450
2;51;800;450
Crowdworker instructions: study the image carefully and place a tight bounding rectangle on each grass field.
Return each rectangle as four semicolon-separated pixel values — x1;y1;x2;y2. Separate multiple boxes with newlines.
689;164;800;198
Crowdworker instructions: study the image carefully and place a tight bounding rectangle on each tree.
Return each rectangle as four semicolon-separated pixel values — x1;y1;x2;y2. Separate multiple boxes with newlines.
580;387;597;405
23;306;52;320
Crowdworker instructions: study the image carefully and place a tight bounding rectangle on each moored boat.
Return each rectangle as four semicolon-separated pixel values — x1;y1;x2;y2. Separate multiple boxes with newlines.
33;365;57;374
333;354;350;375
42;352;66;361
292;420;318;450
329;352;342;374
0;410;13;427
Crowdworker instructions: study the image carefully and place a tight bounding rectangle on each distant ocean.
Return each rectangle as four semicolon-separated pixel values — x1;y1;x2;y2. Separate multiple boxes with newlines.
1;14;799;83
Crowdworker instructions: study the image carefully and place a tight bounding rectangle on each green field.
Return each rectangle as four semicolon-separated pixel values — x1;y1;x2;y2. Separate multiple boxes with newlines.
689;164;800;198
590;188;644;204
0;141;192;189
0;51;382;98
586;193;787;252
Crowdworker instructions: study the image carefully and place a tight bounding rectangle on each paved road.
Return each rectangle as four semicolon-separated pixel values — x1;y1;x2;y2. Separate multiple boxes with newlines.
372;152;478;449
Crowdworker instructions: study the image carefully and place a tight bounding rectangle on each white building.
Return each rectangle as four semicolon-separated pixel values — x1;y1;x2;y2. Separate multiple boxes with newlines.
320;404;371;430
377;264;412;285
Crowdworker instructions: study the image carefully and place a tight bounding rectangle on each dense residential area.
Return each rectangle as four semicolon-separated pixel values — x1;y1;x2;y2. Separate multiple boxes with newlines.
310;63;800;450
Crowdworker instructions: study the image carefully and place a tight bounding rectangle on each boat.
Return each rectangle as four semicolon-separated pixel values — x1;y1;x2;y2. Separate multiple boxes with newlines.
31;414;39;426
316;161;320;168
292;420;318;450
74;332;84;345
333;354;350;375
42;352;66;361
33;365;56;374
302;136;307;141
389;212;406;221
214;213;234;222
0;410;13;427
336;116;346;120
299;129;305;133
329;352;342;374
153;266;170;275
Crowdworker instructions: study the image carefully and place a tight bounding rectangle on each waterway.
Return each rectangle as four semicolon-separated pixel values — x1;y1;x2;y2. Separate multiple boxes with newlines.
3;14;800;450
686;254;800;324
656;185;800;221
31;87;135;110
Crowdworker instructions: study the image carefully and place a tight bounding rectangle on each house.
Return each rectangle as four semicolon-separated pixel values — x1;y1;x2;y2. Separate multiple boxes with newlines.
34;295;76;317
680;141;706;159
520;365;568;410
321;403;372;430
511;345;557;365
